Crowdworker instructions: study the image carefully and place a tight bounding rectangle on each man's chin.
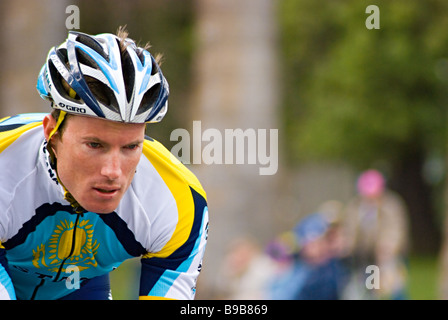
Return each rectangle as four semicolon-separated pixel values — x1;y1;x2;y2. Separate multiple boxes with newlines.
70;188;125;213
81;202;119;214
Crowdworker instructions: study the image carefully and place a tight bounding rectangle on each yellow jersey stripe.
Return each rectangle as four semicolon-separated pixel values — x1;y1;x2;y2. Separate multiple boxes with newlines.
0;116;11;123
143;139;206;200
0;122;43;154
141;138;206;259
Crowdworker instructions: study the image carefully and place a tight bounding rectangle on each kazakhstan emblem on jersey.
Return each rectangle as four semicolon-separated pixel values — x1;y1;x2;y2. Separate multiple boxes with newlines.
32;219;99;272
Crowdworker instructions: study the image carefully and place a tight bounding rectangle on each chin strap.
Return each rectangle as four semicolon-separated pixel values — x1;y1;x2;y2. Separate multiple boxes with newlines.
47;110;67;142
47;110;86;215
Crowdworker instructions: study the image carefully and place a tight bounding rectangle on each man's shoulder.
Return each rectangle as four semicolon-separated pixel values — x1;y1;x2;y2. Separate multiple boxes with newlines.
0;113;46;128
141;137;206;201
0;113;46;155
0;114;46;217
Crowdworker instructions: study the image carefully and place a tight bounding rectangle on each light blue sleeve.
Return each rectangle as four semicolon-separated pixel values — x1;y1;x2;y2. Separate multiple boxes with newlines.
0;249;16;300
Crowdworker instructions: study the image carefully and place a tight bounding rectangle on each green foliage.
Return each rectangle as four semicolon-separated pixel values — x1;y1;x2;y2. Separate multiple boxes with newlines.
408;255;438;300
279;0;448;167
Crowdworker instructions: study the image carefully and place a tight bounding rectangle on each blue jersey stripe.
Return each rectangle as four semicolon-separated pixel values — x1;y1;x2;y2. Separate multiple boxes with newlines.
0;248;16;299
3;203;74;250
0;113;46;132
99;212;146;257
139;187;207;297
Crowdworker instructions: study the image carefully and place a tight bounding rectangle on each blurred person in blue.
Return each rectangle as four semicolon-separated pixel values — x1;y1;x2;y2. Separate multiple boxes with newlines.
342;169;409;300
268;213;349;300
317;200;348;260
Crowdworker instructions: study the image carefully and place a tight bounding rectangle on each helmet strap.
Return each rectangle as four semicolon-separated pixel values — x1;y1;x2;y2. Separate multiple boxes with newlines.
46;110;86;215
48;110;67;142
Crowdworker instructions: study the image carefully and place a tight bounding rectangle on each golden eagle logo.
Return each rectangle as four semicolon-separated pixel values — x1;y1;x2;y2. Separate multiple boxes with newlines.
32;219;99;273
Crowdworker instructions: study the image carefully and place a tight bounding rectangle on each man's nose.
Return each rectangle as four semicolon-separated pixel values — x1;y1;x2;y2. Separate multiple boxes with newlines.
101;152;122;180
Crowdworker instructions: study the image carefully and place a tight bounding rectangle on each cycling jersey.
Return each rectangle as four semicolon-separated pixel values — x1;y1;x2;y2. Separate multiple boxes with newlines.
0;113;209;300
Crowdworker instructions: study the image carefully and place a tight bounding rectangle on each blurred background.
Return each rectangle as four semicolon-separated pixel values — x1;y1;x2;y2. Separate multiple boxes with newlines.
0;0;446;299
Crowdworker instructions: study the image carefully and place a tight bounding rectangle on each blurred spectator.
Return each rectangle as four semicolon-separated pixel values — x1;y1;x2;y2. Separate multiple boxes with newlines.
317;200;349;259
216;236;276;299
342;169;410;299
264;231;297;271
268;213;349;300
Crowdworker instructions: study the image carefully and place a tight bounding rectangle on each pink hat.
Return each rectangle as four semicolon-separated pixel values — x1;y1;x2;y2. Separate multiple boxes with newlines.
357;169;385;198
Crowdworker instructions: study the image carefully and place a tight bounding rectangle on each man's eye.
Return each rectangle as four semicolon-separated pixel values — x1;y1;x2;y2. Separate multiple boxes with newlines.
125;144;139;150
88;142;101;149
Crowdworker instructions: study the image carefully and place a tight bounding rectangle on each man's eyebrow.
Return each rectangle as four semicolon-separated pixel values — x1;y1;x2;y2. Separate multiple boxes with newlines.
82;136;105;144
82;136;144;146
82;136;102;142
126;139;145;146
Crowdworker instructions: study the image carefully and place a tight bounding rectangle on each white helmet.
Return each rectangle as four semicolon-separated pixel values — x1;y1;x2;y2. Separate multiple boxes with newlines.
37;31;169;123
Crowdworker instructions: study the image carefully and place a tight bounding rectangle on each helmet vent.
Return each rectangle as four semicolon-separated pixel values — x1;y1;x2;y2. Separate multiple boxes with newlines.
76;47;101;71
118;40;136;103
138;83;161;115
85;76;119;114
75;33;109;61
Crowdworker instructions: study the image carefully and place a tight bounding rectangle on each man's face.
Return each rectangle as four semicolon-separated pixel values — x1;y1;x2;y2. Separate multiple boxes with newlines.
43;114;146;214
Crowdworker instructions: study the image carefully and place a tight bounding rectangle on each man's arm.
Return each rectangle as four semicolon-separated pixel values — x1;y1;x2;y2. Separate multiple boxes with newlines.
139;199;209;300
0;246;16;300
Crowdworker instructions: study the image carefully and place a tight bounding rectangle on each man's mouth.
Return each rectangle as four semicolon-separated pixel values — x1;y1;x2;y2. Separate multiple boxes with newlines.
93;187;120;195
95;188;116;193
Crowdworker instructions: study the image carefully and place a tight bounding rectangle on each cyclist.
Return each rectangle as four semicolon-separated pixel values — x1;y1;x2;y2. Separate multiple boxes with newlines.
0;28;209;300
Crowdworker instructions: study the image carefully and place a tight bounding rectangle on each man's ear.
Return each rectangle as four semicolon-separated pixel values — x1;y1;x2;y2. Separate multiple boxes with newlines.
42;114;57;141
